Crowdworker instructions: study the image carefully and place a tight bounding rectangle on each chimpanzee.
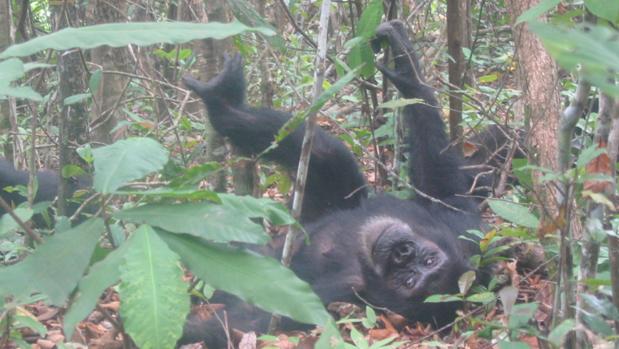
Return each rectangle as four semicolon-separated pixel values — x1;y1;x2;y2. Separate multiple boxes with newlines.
180;20;483;347
0;158;88;220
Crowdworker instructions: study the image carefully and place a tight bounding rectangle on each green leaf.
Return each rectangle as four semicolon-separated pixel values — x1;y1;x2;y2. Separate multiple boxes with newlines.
423;294;462;303
219;194;296;226
508;302;538;329
63;241;131;338
0;59;42;101
488;199;539;229
348;42;374;78
516;0;560;24
168;162;221;187
458;270;476;295
581;293;619;320
119;226;189;349
465;292;496;304
158;231;330;326
92;137;169;193
61;164;86;178
575;144;605;168
347;0;382;77
585;0;619;23
0;58;26;83
15;314;47;335
315;319;344;349
89;69;102;94
116;187;220;202
529;22;619;97
512;158;533;189
547;319;575;347
0;86;43;101
344;37;365;50
581;313;614;336
64;93;91;105
113;201;270;244
0;208;33;236
0;218;105;305
362;306;377;329
356;0;382;39
0;21;275;58
498;285;519;314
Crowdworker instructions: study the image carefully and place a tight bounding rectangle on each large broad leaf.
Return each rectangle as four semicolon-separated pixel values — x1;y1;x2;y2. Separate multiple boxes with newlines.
547;319;575;347
0;207;34;236
488;199;540;229
0;21;275;58
315;319;344;349
0;58;27;82
92;137;169;193
158;231;330;326
585;0;619;24
529;22;619;98
515;0;560;24
113;201;270;244
116;187;220;202
63;241;131;338
119;225;189;349
508;302;538;330
0;218;104;305
219;194;295;226
0;58;43;101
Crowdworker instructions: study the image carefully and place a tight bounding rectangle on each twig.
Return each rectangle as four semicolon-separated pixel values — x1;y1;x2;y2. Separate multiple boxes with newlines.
0;196;42;244
271;0;332;333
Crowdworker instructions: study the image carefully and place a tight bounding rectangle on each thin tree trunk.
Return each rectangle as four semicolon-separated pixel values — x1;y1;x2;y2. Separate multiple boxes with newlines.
446;0;468;148
0;0;15;161
199;0;229;192
605;100;619;335
506;0;567;343
52;3;89;216
88;0;129;144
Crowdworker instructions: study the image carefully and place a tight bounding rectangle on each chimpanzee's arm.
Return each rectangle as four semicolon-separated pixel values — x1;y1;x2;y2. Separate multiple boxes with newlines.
373;21;471;203
184;55;367;222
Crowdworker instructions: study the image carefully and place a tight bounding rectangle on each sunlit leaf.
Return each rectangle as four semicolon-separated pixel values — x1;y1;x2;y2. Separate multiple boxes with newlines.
0;21;275;58
158;231;330;326
516;0;560;23
548;319;575;347
0;219;104;305
92;137;169;193
488;199;539;229
120;226;189;349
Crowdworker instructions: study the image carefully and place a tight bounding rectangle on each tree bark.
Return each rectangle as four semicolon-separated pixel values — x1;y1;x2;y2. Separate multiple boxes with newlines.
0;0;15;161
506;0;563;232
507;1;581;347
52;3;89;216
88;0;129;144
446;0;468;148
195;0;230;192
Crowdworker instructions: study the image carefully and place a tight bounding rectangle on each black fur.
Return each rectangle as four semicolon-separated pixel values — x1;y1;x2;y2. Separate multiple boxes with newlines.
183;54;367;223
0;158;88;219
180;20;482;347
